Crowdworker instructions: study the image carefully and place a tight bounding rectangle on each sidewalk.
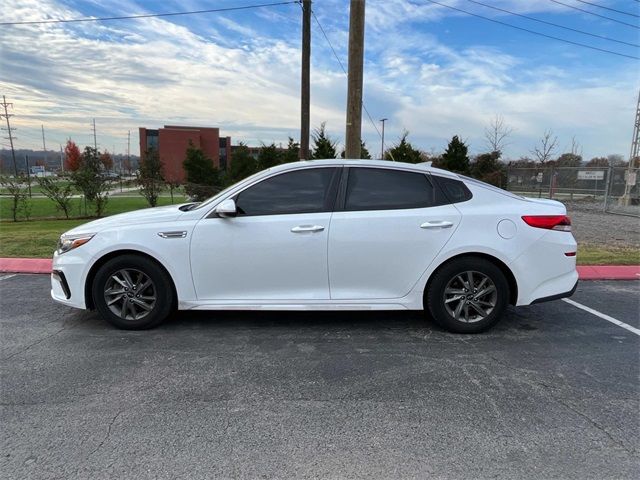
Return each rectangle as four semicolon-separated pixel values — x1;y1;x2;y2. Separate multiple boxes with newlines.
1;258;638;280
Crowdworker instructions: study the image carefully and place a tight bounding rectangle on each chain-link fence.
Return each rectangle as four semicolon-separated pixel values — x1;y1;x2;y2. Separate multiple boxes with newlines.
505;166;639;217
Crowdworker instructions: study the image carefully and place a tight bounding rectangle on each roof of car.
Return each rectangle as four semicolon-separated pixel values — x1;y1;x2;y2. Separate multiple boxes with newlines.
268;159;459;178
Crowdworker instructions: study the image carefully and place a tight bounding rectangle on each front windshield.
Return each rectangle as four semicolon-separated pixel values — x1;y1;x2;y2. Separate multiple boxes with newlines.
191;169;269;210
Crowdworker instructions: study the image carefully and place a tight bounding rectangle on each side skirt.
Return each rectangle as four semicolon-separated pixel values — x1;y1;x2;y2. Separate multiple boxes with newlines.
178;301;411;311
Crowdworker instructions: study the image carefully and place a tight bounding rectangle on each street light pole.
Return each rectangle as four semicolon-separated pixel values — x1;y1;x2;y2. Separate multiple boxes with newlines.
380;118;387;159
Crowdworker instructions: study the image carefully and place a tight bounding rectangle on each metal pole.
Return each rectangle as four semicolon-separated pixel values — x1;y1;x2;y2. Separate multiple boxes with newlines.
41;125;47;166
25;155;31;197
92;118;97;151
345;0;366;159
380;118;387;159
603;165;613;212
299;0;311;160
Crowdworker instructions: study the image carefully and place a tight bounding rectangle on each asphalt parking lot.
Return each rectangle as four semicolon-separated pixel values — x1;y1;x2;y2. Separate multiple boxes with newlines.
1;275;638;479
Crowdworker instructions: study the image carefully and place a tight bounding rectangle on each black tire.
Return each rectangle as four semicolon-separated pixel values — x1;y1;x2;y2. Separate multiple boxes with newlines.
426;257;509;334
92;254;175;330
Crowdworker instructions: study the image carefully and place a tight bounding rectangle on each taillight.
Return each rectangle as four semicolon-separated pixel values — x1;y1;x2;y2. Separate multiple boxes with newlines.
521;215;572;232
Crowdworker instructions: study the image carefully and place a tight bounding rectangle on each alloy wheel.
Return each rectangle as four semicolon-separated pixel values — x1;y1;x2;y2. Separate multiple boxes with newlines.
104;268;156;321
443;270;497;323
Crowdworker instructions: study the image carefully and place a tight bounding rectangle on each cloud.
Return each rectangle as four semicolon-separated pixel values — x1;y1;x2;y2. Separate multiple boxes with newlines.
1;0;636;160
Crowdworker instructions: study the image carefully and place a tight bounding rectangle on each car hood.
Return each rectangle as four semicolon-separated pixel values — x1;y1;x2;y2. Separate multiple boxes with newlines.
64;204;187;235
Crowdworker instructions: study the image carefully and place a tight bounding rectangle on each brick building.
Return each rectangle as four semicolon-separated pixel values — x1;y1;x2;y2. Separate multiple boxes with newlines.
139;126;232;183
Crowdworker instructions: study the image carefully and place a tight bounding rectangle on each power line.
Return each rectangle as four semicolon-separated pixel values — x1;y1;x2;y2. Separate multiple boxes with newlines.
310;9;382;140
547;0;639;29
423;0;639;60
464;0;639;48
572;0;639;18
0;1;300;26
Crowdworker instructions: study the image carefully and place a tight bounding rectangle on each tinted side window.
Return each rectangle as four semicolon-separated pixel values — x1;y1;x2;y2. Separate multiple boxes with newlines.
235;167;338;216
344;168;435;211
432;175;473;204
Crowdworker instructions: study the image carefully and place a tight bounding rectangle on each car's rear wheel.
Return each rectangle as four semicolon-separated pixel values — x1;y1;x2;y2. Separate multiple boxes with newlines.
92;254;174;330
426;257;509;333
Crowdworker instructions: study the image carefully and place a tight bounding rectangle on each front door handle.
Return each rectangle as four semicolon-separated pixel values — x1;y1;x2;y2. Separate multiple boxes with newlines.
420;221;454;229
291;225;325;233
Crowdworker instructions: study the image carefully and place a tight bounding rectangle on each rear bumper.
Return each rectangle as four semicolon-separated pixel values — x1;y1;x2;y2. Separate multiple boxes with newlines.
530;279;578;304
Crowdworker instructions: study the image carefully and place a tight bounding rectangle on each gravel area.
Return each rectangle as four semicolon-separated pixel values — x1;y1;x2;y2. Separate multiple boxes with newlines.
566;202;640;248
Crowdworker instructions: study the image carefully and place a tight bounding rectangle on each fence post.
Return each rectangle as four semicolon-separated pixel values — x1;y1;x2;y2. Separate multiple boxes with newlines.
548;166;554;199
603;166;613;212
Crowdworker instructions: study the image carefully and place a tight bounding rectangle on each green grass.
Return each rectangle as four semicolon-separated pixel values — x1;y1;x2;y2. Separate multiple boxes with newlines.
0;195;187;221
0;219;88;257
0;195;188;257
577;244;640;265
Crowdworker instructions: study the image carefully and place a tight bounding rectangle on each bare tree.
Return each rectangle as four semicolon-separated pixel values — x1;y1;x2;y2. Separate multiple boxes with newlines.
484;114;513;154
531;129;558;164
570;136;582;157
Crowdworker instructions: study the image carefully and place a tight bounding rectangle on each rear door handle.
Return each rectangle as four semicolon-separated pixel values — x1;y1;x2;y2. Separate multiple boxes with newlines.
291;225;325;233
420;221;454;229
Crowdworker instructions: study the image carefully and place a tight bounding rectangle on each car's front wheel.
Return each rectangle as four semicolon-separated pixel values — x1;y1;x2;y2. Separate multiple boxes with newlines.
92;254;174;330
426;257;509;333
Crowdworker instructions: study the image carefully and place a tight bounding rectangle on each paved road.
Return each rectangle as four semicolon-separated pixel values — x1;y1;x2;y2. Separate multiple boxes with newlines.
1;276;638;479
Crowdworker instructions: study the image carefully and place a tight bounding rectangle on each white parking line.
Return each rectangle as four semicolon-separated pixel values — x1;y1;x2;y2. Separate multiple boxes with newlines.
562;298;640;336
0;274;16;281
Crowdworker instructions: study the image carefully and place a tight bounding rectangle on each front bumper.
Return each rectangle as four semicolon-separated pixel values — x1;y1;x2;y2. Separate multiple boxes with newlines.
50;250;90;309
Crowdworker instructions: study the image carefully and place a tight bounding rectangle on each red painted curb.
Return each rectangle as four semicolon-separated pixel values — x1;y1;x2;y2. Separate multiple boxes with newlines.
576;265;640;281
1;258;639;281
0;258;53;274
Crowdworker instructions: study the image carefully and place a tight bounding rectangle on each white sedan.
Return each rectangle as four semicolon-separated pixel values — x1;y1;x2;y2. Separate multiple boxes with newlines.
51;160;578;333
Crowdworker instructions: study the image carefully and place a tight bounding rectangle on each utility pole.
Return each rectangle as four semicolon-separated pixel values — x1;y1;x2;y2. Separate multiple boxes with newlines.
299;0;311;160
380;118;387;159
41;124;47;166
621;90;640;206
345;0;366;159
91;118;97;151
60;144;64;172
0;95;18;176
25;155;31;197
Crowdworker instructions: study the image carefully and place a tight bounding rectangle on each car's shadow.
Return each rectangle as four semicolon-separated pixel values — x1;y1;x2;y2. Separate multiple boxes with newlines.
72;304;543;337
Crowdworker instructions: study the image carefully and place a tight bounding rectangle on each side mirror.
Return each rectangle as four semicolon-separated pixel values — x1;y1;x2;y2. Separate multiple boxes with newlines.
215;198;237;217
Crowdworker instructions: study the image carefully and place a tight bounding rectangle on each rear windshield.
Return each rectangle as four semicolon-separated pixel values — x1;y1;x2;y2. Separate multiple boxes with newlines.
457;175;524;200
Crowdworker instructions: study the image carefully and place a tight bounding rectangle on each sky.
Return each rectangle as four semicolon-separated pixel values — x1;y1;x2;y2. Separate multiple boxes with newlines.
1;0;638;159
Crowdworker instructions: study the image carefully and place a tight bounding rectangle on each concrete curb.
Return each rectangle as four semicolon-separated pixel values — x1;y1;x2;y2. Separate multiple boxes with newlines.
0;258;53;274
1;258;639;281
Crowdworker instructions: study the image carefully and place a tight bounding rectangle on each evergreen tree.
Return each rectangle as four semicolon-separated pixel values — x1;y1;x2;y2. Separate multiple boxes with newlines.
312;122;337;159
440;135;470;174
257;143;283;170
283;137;300;163
384;131;422;163
470;151;504;187
183;141;220;201
227;142;257;185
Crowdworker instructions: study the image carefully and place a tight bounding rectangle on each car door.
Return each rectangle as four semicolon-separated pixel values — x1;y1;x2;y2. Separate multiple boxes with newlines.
190;166;341;301
328;167;462;300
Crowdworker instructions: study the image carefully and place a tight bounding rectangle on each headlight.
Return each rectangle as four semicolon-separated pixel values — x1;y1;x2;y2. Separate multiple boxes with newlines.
56;234;95;255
